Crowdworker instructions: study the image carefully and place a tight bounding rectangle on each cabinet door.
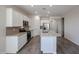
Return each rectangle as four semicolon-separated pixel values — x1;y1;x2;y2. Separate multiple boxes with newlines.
18;33;27;50
41;36;56;54
12;10;23;26
33;17;40;36
6;36;18;53
6;8;13;27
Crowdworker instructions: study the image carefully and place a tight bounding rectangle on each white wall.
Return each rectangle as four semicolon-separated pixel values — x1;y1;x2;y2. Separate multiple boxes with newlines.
0;6;6;53
64;6;79;45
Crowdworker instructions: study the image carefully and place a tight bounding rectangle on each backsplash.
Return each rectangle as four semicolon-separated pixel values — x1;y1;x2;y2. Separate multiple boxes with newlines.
6;27;21;35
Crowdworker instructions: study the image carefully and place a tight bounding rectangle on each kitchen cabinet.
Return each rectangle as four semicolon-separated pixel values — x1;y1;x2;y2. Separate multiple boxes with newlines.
12;9;23;26
6;33;27;53
6;8;29;27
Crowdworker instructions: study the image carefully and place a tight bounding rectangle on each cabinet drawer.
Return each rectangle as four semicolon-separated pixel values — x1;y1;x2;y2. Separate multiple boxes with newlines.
18;37;27;47
18;34;27;50
19;33;27;39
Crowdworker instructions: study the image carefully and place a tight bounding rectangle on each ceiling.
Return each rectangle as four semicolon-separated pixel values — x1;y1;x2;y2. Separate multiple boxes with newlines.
16;5;76;17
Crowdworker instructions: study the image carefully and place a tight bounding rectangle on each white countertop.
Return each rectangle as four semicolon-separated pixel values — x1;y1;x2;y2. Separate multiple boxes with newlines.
41;31;61;37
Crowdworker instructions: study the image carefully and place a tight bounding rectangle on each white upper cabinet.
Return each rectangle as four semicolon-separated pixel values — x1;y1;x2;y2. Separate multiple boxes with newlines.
12;9;22;26
6;8;13;27
6;8;29;27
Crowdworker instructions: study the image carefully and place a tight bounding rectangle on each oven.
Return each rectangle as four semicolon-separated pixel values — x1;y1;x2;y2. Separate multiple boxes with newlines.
27;31;31;43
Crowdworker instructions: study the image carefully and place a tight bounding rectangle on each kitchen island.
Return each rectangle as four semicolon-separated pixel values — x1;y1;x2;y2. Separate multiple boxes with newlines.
41;31;61;54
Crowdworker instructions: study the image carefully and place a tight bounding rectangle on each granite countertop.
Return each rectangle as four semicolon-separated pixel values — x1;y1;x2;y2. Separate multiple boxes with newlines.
6;32;27;36
41;31;61;37
6;27;29;37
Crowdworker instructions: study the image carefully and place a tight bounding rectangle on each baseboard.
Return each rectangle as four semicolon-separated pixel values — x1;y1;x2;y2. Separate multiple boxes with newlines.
64;37;79;46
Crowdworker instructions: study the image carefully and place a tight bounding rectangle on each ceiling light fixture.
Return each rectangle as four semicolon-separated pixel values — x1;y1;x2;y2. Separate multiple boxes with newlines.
35;11;38;14
31;5;34;7
47;11;50;14
49;5;52;7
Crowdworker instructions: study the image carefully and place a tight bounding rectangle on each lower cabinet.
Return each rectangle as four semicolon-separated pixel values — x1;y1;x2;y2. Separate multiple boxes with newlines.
18;33;27;50
6;33;27;53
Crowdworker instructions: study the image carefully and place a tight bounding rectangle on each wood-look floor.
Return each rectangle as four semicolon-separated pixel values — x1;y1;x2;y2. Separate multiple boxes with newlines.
57;37;79;54
18;36;79;54
18;36;41;54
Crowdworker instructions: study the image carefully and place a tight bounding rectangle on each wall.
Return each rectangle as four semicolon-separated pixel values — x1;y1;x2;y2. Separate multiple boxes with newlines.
64;6;79;45
0;6;6;53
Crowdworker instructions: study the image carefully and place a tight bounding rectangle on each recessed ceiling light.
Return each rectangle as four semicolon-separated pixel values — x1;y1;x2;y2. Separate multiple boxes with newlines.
47;11;50;14
31;5;34;7
35;11;38;14
49;5;53;7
